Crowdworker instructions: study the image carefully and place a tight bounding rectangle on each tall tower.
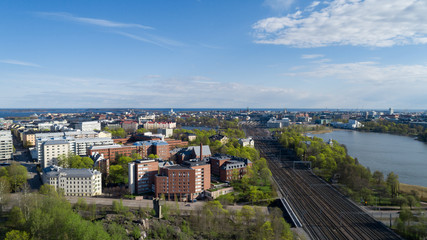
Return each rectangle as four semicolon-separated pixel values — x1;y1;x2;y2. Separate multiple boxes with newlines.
389;108;394;115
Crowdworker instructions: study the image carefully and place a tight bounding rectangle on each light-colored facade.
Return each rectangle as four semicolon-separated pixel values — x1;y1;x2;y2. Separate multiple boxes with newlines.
35;130;99;140
238;137;255;148
42;140;70;168
0;130;13;161
76;121;101;132
42;165;102;196
143;121;176;129
36;136;113;165
161;128;173;138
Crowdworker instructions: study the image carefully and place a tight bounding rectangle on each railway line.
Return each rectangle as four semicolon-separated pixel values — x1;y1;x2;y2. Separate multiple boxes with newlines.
245;125;402;240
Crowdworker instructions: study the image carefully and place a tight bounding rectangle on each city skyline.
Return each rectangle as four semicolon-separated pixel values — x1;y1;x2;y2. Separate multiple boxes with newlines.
2;0;427;109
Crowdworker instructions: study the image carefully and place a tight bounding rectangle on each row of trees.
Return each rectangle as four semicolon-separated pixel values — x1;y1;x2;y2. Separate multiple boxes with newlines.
360;119;426;140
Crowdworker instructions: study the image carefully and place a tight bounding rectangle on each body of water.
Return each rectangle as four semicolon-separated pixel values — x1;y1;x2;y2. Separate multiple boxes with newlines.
307;130;427;187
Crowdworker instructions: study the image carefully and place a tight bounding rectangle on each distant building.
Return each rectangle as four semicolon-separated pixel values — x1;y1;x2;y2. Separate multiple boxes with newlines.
208;134;229;144
266;117;290;128
75;121;101;132
331;119;363;129
121;121;139;133
0;130;13;161
143;121;176;130
161;128;173;138
42;165;102;196
128;159;159;194
238;137;254;148
133;140;170;160
154;160;211;201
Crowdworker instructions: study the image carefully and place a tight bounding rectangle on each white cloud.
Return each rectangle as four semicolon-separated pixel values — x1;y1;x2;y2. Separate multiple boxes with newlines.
263;0;295;11
0;59;40;67
37;12;152;29
301;54;324;59
286;61;427;85
253;0;427;47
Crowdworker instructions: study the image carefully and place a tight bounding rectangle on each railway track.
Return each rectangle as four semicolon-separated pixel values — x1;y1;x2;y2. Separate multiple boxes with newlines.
245;125;402;240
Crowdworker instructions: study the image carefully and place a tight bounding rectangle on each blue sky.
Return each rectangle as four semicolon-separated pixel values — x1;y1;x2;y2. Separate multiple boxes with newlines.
1;0;427;109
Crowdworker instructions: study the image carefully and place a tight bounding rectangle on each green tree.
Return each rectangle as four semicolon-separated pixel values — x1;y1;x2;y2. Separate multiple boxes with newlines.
386;172;399;198
109;165;127;184
259;221;274;240
0;177;10;212
8;206;26;228
0;163;28;192
5;230;30;240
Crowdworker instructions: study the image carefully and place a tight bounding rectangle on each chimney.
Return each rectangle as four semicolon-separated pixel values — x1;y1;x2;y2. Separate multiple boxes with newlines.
200;142;203;161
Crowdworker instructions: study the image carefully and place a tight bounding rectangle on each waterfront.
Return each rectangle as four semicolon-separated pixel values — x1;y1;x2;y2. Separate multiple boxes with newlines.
308;130;427;187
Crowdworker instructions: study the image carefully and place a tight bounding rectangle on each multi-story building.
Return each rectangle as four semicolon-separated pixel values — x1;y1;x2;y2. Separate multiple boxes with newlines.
0;130;13;161
75;121;101;132
133;140;170;160
73;138;114;156
35;130;99;140
143;121;176;130
219;159;252;182
121;121;138;133
88;144;137;163
128;159;159;194
42;165;102;196
36;137;113;166
210;154;252;182
41;140;70;168
154;160;210;201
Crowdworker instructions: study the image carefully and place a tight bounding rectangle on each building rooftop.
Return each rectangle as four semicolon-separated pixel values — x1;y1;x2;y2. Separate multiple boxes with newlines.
88;144;123;150
44;140;69;145
43;165;100;178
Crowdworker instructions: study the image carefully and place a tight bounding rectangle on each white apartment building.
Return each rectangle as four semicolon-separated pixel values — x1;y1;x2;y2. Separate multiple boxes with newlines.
0;130;13;161
75;121;101;132
41;140;70;168
42;165;102;196
36;137;113;167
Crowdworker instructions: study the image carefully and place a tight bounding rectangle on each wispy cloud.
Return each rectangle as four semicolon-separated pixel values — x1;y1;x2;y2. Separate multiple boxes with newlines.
0;59;41;67
263;0;294;11
253;0;427;47
285;61;427;84
301;54;323;59
37;12;152;29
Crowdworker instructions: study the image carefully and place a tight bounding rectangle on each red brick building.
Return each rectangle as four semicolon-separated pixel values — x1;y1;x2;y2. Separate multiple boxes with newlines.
210;154;252;182
154;160;210;201
128;159;159;194
134;140;170;160
88;144;137;163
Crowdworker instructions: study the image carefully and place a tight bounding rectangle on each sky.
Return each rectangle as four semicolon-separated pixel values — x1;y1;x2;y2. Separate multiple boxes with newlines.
1;0;427;109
